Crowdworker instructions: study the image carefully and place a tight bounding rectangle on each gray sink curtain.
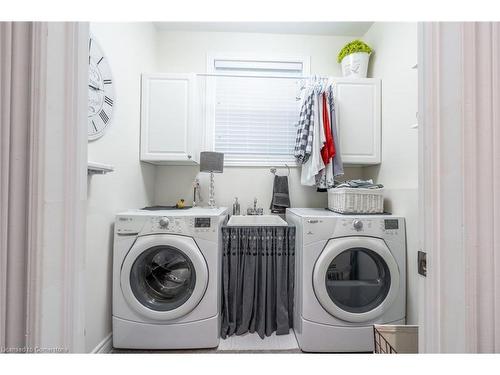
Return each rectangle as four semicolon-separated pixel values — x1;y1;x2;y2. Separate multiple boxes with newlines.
221;226;295;339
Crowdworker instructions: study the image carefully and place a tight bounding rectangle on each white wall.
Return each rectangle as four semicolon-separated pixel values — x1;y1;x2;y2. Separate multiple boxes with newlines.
85;23;157;352
153;30;364;209
362;23;419;324
156;30;356;75
155;166;362;214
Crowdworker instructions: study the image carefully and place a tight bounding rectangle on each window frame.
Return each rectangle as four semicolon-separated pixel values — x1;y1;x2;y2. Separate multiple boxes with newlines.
204;53;311;167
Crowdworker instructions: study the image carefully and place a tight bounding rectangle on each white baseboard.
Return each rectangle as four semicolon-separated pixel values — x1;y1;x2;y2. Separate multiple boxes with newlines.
91;333;113;353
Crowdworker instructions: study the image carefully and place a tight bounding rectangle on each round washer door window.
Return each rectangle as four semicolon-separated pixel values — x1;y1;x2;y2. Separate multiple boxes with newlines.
121;235;208;320
130;245;196;312
313;237;400;323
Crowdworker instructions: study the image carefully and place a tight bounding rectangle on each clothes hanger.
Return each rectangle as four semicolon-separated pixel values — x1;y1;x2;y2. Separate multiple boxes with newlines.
295;79;307;101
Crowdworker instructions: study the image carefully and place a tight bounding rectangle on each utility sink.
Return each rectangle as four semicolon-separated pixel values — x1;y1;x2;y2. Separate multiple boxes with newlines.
227;215;288;227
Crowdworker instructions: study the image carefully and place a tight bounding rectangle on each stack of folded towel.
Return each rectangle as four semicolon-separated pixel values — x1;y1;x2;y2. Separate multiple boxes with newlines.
334;179;384;189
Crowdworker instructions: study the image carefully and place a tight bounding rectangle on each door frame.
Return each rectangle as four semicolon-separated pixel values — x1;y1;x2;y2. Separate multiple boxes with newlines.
27;22;89;353
0;22;89;353
418;22;500;353
418;21;467;354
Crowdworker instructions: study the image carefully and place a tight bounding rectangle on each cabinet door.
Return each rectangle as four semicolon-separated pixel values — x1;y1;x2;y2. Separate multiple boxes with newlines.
335;78;381;165
140;73;199;164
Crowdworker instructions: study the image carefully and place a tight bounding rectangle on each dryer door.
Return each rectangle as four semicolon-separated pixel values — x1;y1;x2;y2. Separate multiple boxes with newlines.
313;237;400;323
121;234;208;320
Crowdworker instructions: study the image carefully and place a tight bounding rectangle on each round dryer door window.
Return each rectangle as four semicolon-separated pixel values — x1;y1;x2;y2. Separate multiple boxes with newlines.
130;245;196;312
324;248;390;313
121;235;208;320
313;237;400;323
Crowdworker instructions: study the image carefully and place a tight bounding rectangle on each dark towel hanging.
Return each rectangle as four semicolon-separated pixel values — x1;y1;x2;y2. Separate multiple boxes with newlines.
270;175;290;214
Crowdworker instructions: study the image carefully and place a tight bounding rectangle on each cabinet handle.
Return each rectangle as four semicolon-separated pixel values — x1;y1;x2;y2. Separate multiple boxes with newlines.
187;155;192;159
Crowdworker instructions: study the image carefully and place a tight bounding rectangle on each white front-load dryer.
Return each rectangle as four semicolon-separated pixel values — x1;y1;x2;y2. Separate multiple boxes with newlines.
112;207;228;349
286;208;406;352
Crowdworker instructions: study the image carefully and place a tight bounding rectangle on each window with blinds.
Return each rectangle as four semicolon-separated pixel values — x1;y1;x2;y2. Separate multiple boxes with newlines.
208;57;308;166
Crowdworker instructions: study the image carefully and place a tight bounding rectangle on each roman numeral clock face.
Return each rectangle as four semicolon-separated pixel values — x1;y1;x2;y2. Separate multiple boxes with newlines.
88;36;115;140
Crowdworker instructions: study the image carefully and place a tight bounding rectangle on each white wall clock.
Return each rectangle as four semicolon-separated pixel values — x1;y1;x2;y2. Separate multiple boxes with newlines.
88;36;115;141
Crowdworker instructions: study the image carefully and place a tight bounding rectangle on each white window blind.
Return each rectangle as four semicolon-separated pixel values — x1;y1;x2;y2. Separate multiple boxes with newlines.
210;57;306;165
213;59;304;73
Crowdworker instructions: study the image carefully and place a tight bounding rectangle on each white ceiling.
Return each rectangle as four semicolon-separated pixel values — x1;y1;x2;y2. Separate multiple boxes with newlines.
153;22;373;36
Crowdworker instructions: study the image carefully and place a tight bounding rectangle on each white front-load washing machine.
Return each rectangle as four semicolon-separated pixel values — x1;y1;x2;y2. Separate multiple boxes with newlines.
286;208;406;352
112;207;228;349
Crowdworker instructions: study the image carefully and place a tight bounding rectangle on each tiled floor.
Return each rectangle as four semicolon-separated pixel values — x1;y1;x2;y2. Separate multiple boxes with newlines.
217;330;300;353
113;330;301;354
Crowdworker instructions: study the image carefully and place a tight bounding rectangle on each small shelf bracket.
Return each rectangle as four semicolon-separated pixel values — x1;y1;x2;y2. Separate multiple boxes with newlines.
87;161;114;175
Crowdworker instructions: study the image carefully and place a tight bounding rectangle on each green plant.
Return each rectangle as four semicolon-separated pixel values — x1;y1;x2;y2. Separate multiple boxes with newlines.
337;40;373;63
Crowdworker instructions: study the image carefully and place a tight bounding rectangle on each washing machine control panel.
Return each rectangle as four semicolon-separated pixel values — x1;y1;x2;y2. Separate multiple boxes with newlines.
352;219;363;231
192;217;218;236
194;217;211;228
158;217;170;228
147;216;219;240
115;211;227;242
151;216;186;233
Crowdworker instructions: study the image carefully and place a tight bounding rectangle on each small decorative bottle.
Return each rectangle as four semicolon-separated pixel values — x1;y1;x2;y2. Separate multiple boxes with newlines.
232;197;240;216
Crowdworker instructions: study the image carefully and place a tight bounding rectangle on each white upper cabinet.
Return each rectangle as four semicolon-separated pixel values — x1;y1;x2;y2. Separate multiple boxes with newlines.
335;78;381;165
140;73;200;164
140;74;381;166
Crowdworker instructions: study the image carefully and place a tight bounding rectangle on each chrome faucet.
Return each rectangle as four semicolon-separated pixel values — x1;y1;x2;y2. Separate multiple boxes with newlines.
247;198;263;215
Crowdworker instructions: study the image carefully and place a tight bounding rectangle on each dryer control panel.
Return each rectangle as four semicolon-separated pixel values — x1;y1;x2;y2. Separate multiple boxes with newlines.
339;218;375;233
300;215;405;246
337;217;401;236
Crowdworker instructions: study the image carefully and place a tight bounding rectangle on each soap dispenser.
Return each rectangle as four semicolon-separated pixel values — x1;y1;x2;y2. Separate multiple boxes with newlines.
232;197;240;215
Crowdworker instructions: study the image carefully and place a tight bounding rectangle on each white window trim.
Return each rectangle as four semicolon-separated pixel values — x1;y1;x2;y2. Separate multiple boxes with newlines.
204;53;310;167
207;53;310;75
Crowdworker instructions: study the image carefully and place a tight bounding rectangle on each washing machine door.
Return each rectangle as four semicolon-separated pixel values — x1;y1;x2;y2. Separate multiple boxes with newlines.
121;234;208;320
312;237;400;323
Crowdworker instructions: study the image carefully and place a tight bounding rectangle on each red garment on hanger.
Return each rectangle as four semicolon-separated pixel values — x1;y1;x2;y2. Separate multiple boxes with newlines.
321;92;335;164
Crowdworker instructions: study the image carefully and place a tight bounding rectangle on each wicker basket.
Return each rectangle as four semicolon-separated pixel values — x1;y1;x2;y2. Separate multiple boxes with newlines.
373;326;397;353
328;187;384;214
373;325;419;354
